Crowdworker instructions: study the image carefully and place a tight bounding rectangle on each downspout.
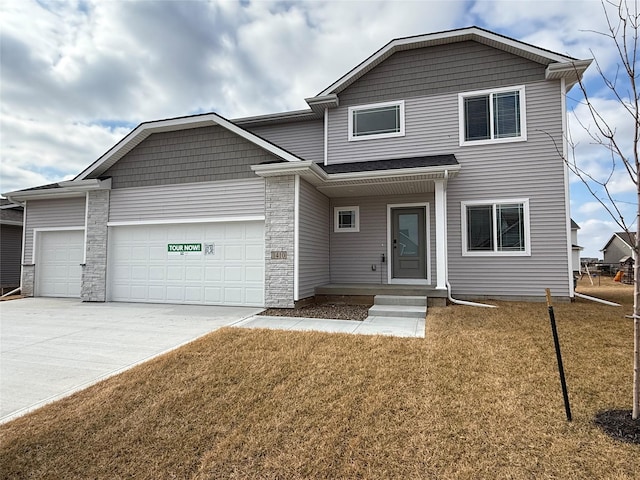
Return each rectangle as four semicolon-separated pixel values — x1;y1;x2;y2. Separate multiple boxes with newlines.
574;292;621;307
441;171;497;308
323;108;328;166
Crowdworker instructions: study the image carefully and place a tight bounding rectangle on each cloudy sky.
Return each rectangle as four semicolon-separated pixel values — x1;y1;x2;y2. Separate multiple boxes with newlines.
1;0;637;258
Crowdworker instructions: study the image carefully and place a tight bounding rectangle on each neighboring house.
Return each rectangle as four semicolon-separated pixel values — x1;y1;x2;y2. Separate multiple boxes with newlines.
0;199;24;294
601;232;637;266
3;27;591;306
571;219;583;275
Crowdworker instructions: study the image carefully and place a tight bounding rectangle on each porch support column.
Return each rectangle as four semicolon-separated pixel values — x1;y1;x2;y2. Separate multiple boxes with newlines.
434;179;447;290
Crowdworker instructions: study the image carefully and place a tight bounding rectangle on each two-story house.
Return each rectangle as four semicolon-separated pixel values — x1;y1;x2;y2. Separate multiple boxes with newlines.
4;27;591;307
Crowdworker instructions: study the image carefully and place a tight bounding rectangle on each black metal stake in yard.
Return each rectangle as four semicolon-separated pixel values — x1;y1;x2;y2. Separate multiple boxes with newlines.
545;288;572;422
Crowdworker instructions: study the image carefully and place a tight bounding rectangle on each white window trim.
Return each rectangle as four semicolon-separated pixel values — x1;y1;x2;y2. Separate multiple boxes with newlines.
386;203;431;285
334;206;359;232
461;198;531;257
458;85;527;147
348;100;405;142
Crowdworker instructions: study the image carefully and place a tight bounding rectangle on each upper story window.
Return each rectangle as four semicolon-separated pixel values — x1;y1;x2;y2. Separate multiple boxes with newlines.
461;199;530;256
459;86;526;146
348;100;405;141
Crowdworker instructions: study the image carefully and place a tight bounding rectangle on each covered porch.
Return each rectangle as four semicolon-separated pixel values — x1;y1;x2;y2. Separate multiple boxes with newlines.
252;155;461;308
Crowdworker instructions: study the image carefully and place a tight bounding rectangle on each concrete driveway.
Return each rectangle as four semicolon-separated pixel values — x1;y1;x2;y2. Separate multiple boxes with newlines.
0;298;262;423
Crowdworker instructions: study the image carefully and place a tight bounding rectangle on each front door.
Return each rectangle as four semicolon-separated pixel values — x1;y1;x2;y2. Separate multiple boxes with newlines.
392;207;426;279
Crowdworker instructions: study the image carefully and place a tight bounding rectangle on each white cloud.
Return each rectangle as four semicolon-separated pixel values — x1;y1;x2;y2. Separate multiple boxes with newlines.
574;217;619;259
0;0;635;267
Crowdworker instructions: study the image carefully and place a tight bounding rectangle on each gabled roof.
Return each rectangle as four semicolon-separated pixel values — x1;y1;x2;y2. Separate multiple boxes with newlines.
571;219;580;230
601;231;637;251
75;112;303;181
312;26;591;99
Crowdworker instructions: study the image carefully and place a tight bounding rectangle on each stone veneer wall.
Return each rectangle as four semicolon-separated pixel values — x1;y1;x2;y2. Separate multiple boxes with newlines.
264;175;295;308
21;264;34;296
81;190;110;302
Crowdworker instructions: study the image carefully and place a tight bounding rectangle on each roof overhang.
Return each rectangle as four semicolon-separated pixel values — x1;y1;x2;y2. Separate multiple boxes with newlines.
3;178;111;202
314;26;589;98
75;112;303;181
252;160;461;198
546;59;593;91
304;94;339;114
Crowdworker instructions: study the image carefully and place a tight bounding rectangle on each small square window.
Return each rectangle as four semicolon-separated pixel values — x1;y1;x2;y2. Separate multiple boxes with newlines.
334;206;359;232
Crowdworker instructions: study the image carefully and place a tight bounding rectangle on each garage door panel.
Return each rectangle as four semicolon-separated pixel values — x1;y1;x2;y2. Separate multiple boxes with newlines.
246;244;263;260
224;245;243;261
224;287;243;304
36;230;84;298
246;266;264;282
205;266;222;281
109;222;264;306
204;287;222;303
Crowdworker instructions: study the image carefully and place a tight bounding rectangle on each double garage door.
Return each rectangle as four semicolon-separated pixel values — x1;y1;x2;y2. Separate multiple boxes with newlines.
108;222;264;307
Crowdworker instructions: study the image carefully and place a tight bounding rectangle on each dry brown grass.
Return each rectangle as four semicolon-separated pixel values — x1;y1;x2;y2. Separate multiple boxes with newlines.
1;278;638;479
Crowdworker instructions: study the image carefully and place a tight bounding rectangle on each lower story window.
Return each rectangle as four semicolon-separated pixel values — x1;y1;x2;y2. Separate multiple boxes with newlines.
462;199;530;256
334;206;359;232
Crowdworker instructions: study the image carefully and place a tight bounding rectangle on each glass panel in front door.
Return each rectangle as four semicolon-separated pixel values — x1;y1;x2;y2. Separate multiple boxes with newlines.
398;213;419;256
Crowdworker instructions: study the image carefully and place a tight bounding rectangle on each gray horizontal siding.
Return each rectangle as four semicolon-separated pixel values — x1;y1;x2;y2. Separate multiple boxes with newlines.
446;80;570;297
1;224;23;287
328;90;457;164
329;81;561;165
298;179;330;299
247;119;324;163
24;196;86;263
330;194;435;284
340;41;546;106
103;125;282;188
109;178;265;223
603;238;632;264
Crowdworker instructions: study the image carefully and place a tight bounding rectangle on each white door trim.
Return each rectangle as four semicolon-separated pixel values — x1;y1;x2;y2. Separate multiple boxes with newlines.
386;203;431;285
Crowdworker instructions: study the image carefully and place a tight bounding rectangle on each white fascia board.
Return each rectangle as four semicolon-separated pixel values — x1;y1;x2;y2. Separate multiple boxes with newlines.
4;188;85;202
76;113;303;181
304;94;339;113
251;161;327;179
251;161;460;189
58;178;112;191
317;27;578;97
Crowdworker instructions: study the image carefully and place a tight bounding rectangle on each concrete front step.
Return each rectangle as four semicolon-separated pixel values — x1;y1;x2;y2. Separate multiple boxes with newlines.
368;304;427;319
373;295;427;306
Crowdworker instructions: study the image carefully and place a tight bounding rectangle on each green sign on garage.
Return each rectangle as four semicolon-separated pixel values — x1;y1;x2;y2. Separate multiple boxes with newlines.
167;243;202;255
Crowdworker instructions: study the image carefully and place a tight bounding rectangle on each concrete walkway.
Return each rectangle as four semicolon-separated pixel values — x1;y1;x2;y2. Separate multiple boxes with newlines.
1;298;424;424
235;314;426;338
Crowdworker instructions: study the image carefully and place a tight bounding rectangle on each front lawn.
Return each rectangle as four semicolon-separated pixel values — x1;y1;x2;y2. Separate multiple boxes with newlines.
1;278;638;479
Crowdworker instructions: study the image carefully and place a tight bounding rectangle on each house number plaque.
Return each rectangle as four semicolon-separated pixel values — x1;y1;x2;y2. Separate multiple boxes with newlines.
271;251;287;260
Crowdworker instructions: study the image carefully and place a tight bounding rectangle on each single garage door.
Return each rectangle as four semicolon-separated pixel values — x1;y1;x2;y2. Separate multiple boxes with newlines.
108;222;264;306
36;229;84;297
